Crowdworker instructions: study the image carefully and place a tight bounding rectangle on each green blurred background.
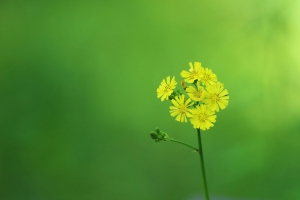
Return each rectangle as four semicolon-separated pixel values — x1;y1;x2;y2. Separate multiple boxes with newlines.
1;0;300;199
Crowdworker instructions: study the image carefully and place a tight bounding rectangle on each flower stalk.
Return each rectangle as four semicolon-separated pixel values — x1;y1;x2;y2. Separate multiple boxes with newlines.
197;128;210;200
169;138;198;152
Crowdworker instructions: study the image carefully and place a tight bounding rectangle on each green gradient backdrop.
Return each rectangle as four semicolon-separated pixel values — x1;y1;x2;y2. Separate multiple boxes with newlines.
1;0;300;199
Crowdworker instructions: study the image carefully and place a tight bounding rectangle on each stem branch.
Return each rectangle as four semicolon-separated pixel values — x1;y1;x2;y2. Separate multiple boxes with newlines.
169;138;198;152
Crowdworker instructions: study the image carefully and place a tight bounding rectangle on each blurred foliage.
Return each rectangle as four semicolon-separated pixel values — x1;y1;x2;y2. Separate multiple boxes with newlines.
1;0;300;199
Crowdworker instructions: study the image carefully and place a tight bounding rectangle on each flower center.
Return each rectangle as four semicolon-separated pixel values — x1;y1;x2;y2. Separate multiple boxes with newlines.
164;85;171;92
194;90;202;98
198;114;207;122
211;94;219;103
203;73;210;81
190;71;197;79
179;106;187;114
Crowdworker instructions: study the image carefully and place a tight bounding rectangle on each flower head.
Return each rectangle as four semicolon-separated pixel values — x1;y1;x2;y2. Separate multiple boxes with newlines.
201;68;217;86
155;61;229;131
169;94;193;122
203;82;229;112
157;76;177;101
180;62;204;83
186;82;206;102
190;104;216;130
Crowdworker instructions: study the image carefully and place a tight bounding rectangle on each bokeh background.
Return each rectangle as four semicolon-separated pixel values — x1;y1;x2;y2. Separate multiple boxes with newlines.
1;0;300;199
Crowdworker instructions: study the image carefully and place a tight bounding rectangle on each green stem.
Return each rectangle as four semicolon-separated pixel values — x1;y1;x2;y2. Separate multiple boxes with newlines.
169;138;198;152
197;128;210;200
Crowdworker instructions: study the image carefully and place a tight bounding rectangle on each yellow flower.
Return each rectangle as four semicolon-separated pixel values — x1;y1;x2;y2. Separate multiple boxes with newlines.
186;82;206;101
169;95;193;122
203;82;229;112
157;76;177;101
201;68;217;86
190;104;216;130
180;62;204;83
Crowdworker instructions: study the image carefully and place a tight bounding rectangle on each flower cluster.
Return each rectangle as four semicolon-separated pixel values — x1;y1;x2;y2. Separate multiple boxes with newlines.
156;62;229;130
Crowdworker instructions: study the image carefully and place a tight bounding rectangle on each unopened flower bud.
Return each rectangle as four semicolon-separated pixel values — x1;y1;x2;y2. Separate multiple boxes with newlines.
149;127;170;142
150;132;158;140
181;80;187;90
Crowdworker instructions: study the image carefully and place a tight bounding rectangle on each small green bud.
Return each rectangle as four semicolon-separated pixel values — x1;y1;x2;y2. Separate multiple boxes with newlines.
150;132;158;140
176;89;182;95
168;93;175;100
155;127;161;135
150;127;170;142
